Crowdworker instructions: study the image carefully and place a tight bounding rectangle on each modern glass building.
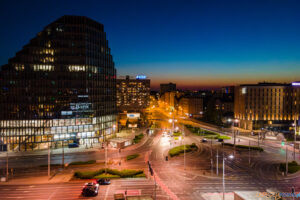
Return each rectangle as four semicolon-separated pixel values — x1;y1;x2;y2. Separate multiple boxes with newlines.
0;16;117;151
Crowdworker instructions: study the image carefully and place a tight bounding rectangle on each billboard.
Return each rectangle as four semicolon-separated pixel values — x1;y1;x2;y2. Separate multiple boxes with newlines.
127;113;140;119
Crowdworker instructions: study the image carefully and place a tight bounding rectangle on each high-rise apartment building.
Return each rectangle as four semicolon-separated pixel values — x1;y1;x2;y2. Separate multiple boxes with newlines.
0;16;117;151
116;75;150;112
234;82;300;130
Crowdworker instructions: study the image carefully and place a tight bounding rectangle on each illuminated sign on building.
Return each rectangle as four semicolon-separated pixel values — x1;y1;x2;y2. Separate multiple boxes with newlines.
136;75;147;80
292;82;300;86
70;103;91;110
127;113;140;119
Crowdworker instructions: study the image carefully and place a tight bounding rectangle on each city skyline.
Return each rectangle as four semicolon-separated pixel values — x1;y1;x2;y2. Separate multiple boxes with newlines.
1;0;300;89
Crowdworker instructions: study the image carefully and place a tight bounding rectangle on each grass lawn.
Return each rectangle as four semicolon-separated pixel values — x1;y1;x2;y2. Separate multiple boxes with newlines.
126;153;139;160
279;161;300;174
223;143;264;152
169;143;198;157
185;125;231;140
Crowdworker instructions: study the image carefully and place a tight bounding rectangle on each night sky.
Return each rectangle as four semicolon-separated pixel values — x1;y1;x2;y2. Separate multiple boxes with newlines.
1;0;300;89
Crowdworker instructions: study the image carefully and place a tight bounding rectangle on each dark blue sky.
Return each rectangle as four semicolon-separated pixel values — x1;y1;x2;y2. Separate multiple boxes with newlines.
1;0;300;89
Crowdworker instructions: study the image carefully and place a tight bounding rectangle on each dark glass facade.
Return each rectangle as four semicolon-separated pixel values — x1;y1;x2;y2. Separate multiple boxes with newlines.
0;16;117;151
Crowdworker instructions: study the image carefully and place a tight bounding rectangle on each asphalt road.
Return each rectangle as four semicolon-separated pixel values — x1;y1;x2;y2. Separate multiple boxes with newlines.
1;108;300;200
0;179;168;200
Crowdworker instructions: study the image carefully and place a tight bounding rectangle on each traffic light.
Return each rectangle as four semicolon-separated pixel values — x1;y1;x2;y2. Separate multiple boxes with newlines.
281;141;285;146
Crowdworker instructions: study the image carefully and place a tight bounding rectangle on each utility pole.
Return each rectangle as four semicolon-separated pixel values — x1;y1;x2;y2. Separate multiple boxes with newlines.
233;129;236;155
211;138;213;175
248;139;251;165
222;157;225;200
6;152;8;182
258;132;260;147
105;141;108;173
62;140;64;168
294;115;297;161
216;148;219;176
183;130;186;171
48;143;50;179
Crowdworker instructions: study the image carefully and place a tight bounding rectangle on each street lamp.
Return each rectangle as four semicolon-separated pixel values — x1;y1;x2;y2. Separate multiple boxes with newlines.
223;154;234;200
227;118;239;154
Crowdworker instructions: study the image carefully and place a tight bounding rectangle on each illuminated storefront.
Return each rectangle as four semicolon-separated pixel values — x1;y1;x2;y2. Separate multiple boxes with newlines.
0;16;117;151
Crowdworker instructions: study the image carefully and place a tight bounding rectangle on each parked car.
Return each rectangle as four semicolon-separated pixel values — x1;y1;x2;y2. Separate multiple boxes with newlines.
217;138;224;142
81;182;99;197
97;178;111;185
68;143;79;148
201;138;207;143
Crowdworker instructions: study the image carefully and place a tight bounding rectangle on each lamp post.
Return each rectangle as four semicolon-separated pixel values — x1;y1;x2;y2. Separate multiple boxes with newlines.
6;152;8;182
48;143;50;180
62;140;65;168
223;154;234;200
293;115;298;161
286;139;288;176
227;118;239;155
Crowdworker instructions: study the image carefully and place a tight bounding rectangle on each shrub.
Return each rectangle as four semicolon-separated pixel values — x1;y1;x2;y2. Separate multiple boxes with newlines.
134;173;146;178
223;143;263;152
74;168;145;179
169;144;198;157
133;133;144;144
69;160;96;165
279;161;300;174
94;174;120;179
126;154;140;160
74;171;99;179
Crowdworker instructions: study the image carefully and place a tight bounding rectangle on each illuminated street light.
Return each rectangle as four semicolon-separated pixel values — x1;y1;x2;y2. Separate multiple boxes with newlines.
223;154;234;200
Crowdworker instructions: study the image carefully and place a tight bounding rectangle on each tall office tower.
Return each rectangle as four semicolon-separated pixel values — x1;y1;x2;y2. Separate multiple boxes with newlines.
0;16;117;151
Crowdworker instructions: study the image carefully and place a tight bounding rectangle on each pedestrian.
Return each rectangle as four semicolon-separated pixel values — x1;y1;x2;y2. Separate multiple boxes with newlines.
119;148;121;153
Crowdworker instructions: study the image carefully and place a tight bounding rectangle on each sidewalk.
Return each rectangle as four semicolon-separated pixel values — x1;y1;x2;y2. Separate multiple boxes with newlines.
0;144;101;158
0;128;149;158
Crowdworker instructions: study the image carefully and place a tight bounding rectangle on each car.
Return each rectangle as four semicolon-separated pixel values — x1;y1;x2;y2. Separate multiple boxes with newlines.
97;178;111;185
81;182;99;197
68;143;79;148
201;138;207;143
217;138;224;142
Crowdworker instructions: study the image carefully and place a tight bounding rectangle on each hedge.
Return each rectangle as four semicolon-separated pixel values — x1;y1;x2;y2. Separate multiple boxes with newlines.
133;133;144;144
74;168;145;179
169;143;198;157
223;143;264;152
69;160;96;165
94;174;120;179
279;161;300;174
126;154;140;160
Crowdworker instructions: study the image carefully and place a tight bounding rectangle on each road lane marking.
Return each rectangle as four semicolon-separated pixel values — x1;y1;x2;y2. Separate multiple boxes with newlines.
104;185;110;200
